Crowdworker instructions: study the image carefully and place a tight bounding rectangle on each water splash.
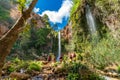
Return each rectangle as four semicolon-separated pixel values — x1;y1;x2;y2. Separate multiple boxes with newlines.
57;31;61;61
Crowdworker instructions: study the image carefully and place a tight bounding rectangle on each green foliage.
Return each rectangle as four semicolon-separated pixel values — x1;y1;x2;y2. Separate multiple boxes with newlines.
70;0;81;16
62;60;104;80
84;32;120;69
118;66;120;73
12;57;21;64
7;58;27;73
10;14;55;56
0;0;11;10
16;61;28;70
17;0;26;12
95;0;120;16
8;65;16;73
36;28;51;46
94;0;120;33
85;74;105;80
11;24;31;55
0;0;12;23
65;40;75;52
7;58;25;73
42;14;50;28
62;59;85;74
0;4;10;21
69;0;120;70
27;61;42;71
66;73;79;80
20;24;31;46
69;0;87;53
35;27;53;54
6;58;43;74
17;0;32;12
68;62;82;73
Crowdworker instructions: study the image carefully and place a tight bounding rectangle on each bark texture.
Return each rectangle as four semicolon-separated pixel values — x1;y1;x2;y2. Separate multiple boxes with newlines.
0;0;38;78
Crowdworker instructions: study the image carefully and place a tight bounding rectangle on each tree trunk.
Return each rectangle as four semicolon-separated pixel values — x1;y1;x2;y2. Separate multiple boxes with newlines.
0;0;38;78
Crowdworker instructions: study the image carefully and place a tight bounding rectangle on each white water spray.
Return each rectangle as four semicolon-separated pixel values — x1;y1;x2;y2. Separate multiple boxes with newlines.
86;5;97;35
57;31;61;61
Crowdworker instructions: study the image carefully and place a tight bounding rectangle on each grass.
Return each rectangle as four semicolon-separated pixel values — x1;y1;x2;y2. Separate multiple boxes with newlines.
84;32;120;69
5;57;43;74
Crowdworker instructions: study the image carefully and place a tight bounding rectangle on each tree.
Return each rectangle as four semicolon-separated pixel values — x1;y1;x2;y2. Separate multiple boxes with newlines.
0;0;38;77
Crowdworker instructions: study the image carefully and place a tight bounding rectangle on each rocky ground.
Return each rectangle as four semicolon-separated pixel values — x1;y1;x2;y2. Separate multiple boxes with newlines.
1;55;120;80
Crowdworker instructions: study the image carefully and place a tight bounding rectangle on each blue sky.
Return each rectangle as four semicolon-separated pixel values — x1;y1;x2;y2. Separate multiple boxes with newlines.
34;0;73;31
35;0;62;14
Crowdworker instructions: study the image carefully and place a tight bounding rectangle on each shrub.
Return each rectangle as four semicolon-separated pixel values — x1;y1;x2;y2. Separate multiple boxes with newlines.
7;58;28;73
68;62;82;73
117;66;120;73
12;57;21;64
66;73;79;80
84;74;105;80
27;61;42;71
84;33;120;69
16;61;29;71
8;65;16;73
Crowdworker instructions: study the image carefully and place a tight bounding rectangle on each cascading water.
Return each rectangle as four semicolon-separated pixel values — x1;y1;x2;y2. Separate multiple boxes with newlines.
86;5;98;37
57;31;61;61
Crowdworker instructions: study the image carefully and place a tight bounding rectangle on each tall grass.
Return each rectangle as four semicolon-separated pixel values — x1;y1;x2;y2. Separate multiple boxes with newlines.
84;32;120;69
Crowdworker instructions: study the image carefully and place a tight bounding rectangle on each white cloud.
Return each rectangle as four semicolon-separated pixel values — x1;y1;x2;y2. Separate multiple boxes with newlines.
40;0;73;24
34;7;40;13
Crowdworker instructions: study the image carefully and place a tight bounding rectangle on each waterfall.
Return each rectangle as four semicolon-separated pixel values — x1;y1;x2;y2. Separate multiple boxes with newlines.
57;31;61;61
86;5;98;37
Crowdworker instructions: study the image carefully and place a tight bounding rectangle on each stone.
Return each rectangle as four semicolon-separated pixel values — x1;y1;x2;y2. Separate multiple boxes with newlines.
10;72;30;80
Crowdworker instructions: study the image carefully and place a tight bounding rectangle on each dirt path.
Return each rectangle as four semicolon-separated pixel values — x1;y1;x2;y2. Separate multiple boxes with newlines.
37;61;66;80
